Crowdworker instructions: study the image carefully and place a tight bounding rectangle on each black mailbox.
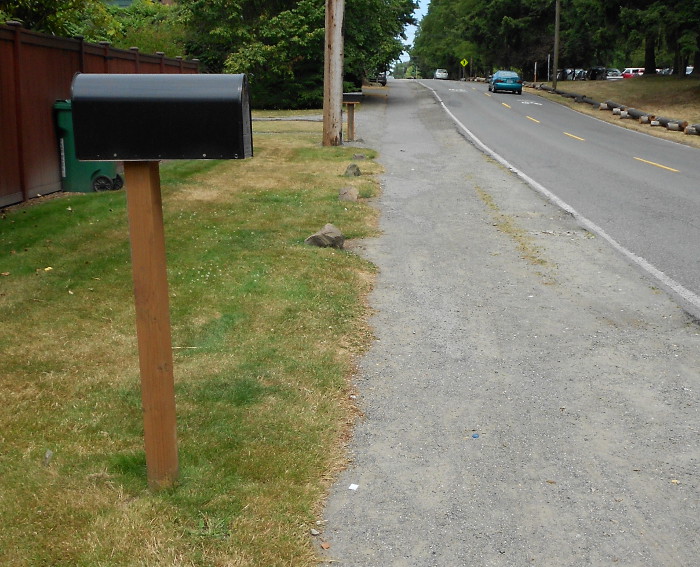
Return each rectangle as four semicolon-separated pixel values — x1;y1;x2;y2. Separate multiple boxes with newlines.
342;92;364;104
71;73;252;161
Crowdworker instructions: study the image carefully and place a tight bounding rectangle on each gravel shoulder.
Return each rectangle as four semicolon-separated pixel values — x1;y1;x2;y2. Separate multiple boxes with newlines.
319;80;699;566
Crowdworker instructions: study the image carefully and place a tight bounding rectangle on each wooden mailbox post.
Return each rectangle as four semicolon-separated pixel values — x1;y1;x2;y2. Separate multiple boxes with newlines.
71;73;253;489
342;92;363;142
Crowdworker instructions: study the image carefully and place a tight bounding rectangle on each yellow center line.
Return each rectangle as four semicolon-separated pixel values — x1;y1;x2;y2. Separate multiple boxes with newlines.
564;132;585;141
502;103;511;109
526;116;540;123
485;92;492;97
634;157;679;172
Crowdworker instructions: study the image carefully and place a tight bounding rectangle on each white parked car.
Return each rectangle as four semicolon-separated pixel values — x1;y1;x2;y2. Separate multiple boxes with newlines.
434;68;448;80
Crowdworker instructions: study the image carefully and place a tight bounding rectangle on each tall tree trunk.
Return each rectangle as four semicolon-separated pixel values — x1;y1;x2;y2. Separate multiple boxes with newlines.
643;32;657;75
673;38;684;77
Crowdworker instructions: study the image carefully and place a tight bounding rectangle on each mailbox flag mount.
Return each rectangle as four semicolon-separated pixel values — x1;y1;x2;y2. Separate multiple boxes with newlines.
71;73;253;161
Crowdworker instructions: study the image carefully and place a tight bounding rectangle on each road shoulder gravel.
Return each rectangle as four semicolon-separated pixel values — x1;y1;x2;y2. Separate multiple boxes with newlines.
320;80;699;566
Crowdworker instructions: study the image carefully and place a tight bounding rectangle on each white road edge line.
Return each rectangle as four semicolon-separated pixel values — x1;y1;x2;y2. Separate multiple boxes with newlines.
418;81;700;317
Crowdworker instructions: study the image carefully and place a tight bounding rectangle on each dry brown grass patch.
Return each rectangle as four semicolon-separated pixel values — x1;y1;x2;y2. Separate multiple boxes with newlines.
530;75;700;149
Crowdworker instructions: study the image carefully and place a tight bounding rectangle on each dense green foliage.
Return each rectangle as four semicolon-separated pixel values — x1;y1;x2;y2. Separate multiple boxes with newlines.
0;0;117;39
0;0;186;55
106;0;186;56
1;0;416;109
180;0;417;108
393;60;422;78
411;0;700;81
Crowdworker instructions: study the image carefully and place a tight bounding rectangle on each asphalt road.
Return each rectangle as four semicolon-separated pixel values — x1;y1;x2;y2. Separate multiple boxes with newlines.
422;78;700;319
320;80;700;566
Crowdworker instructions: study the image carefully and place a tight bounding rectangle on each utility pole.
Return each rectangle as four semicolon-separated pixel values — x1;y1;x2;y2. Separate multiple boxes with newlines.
323;0;345;146
552;0;560;90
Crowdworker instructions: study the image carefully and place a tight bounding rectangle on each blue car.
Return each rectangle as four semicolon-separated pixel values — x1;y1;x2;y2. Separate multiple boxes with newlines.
488;70;523;95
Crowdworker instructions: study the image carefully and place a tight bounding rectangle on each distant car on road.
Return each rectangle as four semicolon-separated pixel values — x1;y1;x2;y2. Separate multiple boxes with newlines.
368;71;387;85
606;68;623;80
434;69;449;80
488;70;523;94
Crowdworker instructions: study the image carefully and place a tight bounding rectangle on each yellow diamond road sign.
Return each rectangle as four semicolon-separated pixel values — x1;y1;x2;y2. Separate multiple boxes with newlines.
461;59;468;67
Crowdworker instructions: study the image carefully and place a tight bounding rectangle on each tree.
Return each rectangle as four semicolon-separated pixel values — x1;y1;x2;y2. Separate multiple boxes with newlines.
2;0;418;109
181;0;417;108
224;0;326;108
557;0;621;69
409;0;700;80
178;0;251;73
414;0;554;78
107;0;186;56
0;0;119;40
412;0;476;76
664;0;700;76
344;0;417;83
619;0;700;75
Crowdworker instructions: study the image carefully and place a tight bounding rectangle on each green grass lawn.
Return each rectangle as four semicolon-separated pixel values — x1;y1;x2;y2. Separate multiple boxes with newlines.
0;117;379;566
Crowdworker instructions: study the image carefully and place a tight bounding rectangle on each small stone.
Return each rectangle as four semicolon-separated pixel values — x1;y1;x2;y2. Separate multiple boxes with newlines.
339;186;359;202
305;224;345;249
344;163;361;177
310;528;321;536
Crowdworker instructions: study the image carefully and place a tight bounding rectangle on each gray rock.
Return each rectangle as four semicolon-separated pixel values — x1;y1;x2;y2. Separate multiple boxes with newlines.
339;186;359;202
344;163;361;177
304;223;345;249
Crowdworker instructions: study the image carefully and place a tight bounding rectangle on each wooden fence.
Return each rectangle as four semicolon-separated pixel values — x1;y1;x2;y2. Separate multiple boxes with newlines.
0;22;199;208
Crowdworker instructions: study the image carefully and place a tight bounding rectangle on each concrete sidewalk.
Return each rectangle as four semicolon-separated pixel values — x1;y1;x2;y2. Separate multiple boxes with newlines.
320;80;699;566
